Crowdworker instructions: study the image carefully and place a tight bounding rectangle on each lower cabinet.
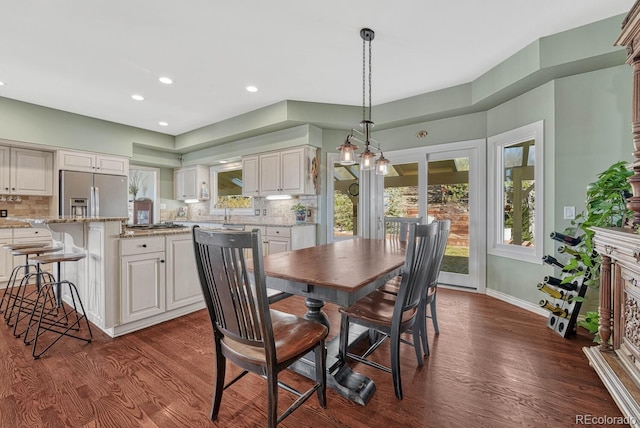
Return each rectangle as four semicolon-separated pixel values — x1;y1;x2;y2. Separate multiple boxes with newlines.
0;228;53;288
119;233;203;327
165;234;201;310
120;236;166;324
0;230;12;285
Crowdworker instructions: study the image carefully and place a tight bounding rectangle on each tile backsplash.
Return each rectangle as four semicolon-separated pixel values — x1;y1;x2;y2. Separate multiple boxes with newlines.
0;195;51;218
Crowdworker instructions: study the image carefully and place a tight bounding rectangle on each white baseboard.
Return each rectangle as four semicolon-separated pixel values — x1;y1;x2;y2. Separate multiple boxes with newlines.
485;288;548;317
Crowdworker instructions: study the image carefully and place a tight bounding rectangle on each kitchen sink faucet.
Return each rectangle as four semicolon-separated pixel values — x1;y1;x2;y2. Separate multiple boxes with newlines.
214;202;229;222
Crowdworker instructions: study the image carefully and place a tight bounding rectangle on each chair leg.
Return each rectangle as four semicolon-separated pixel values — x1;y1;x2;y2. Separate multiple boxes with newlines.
390;330;403;400
210;339;226;421
430;294;439;334
314;340;327;408
338;314;350;362
266;371;278;428
412;322;424;367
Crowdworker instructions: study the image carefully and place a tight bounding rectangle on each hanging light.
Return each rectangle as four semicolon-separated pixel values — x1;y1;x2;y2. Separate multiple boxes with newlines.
337;28;390;175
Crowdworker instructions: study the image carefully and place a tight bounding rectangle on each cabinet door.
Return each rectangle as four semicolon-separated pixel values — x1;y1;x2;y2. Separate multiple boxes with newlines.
95;155;129;176
174;168;198;200
266;238;289;255
166;235;202;310
280;147;305;194
0;230;12;285
259;152;281;195
242;155;260;196
120;252;166;323
58;150;96;172
10;148;53;195
0;146;9;194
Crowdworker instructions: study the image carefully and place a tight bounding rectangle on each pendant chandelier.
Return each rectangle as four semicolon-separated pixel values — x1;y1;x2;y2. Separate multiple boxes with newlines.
338;28;390;175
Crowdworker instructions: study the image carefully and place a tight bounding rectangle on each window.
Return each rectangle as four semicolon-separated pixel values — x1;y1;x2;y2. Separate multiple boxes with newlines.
488;121;543;263
209;162;254;216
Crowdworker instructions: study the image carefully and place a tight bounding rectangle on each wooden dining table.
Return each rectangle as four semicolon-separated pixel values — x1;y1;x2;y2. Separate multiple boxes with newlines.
260;238;406;405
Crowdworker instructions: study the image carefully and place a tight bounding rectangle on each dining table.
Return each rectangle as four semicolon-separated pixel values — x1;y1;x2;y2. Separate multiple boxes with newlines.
260;237;406;405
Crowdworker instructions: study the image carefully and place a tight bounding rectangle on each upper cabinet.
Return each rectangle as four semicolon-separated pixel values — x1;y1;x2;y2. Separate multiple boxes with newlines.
242;146;318;197
58;149;129;176
174;165;210;201
0;146;53;196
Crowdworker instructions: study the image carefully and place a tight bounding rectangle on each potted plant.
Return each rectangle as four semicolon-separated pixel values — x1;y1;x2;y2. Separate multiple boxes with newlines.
291;202;307;224
562;161;633;340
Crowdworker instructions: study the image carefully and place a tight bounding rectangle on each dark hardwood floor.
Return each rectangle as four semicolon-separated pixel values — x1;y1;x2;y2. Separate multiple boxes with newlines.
0;288;623;427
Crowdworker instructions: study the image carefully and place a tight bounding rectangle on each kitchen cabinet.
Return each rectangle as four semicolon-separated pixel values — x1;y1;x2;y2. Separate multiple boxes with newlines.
174;165;210;201
120;236;166;324
241;155;259;197
0;146;53;196
57;149;129;176
242;146;318;197
0;230;12;285
165;234;202;310
0;228;54;287
253;224;316;256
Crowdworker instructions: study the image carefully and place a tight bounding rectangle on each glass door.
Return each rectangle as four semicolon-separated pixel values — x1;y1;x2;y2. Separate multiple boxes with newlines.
327;153;361;242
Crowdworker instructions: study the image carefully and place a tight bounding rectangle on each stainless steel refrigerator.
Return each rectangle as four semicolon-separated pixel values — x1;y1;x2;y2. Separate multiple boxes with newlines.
59;170;128;218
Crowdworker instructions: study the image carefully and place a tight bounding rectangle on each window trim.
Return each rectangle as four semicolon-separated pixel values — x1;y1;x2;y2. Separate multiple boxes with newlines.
209;162;255;216
487;121;544;264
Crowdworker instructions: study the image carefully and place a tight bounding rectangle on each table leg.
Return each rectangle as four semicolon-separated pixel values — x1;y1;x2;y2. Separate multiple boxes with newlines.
291;296;376;405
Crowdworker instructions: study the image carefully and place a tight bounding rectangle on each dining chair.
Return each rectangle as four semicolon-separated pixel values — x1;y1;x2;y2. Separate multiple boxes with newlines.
192;226;328;428
338;222;438;400
379;219;451;355
384;216;423;242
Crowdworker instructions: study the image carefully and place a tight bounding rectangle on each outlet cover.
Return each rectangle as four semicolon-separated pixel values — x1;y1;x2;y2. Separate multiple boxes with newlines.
0;209;6;217
255;209;260;216
263;209;267;216
563;206;575;220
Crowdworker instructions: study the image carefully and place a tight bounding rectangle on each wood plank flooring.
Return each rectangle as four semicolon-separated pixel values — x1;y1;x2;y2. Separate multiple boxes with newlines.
0;288;624;427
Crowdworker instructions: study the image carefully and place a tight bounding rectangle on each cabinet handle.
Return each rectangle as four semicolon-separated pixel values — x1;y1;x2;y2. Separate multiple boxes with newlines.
34;231;39;234
160;260;165;263
142;244;147;248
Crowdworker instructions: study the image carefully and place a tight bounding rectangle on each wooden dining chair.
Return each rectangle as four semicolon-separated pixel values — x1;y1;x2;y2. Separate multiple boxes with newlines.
192;226;328;427
338;222;438;400
384;216;423;242
379;220;451;355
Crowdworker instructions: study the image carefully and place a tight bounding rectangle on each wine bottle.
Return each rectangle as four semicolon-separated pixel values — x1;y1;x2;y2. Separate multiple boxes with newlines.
537;283;564;299
550;232;582;246
542;255;584;273
539;300;569;318
558;245;581;257
543;276;579;291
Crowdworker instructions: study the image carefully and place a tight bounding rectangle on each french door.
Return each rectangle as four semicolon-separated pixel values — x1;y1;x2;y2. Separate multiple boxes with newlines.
373;140;486;291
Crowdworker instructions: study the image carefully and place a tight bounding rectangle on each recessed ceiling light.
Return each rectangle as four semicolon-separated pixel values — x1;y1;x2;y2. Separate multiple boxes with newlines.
246;86;258;93
0;81;5;86
219;160;228;164
131;94;144;101
158;121;169;126
159;77;173;85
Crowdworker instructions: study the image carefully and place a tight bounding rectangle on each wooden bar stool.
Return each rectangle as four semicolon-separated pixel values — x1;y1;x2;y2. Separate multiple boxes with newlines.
24;253;92;359
0;242;48;316
5;246;61;335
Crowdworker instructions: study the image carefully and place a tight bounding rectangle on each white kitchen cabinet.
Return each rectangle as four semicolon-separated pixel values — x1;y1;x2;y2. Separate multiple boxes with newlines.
165;234;202;310
174;165;210;201
260;225;316;256
242;146;318;197
57;149;129;176
241;155;260;197
0;146;53;196
11;227;54;279
120;236;166;324
0;229;12;285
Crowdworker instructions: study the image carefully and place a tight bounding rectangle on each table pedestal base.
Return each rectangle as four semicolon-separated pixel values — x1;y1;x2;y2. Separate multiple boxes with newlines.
291;297;376;405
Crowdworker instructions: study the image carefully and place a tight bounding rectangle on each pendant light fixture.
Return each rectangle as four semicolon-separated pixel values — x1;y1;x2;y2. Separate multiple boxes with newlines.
338;28;390;175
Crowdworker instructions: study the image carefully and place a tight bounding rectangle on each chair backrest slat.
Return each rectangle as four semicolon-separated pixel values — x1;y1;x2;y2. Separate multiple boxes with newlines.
384;216;423;242
193;227;272;351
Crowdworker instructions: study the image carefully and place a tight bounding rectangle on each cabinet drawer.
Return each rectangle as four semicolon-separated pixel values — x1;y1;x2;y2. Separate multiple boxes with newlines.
0;229;11;239
13;228;52;240
265;226;290;238
120;237;164;256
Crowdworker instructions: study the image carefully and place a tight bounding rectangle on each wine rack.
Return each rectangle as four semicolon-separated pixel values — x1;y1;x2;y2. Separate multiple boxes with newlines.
538;231;588;338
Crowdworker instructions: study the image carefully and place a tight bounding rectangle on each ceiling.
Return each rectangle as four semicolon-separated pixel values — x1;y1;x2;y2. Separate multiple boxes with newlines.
0;1;634;136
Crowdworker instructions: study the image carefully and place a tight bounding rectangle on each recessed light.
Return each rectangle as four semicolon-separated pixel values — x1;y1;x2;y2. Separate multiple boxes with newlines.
0;81;5;86
158;121;169;127
246;86;258;93
219;160;228;164
131;94;144;101
159;77;173;85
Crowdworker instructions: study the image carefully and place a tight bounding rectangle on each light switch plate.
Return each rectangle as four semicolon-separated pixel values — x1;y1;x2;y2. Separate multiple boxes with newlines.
255;209;260;216
563;206;575;220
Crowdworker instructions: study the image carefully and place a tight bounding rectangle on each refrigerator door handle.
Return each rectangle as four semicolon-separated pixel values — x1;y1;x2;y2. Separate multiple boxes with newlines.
88;186;95;217
94;186;100;217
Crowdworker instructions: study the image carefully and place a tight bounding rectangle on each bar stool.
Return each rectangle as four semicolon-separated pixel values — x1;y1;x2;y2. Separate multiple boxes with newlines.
0;242;48;316
5;246;61;336
24;253;92;359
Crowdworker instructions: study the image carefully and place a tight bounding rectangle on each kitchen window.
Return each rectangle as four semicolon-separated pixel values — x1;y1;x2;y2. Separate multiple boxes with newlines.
209;162;254;216
487;121;544;263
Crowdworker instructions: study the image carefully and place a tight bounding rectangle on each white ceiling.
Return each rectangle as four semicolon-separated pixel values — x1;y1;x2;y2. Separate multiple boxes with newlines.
0;0;634;136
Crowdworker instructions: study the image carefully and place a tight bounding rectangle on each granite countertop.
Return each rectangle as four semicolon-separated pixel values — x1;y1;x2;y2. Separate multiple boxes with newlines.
6;216;128;224
120;227;191;238
176;220;317;228
0;220;32;229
